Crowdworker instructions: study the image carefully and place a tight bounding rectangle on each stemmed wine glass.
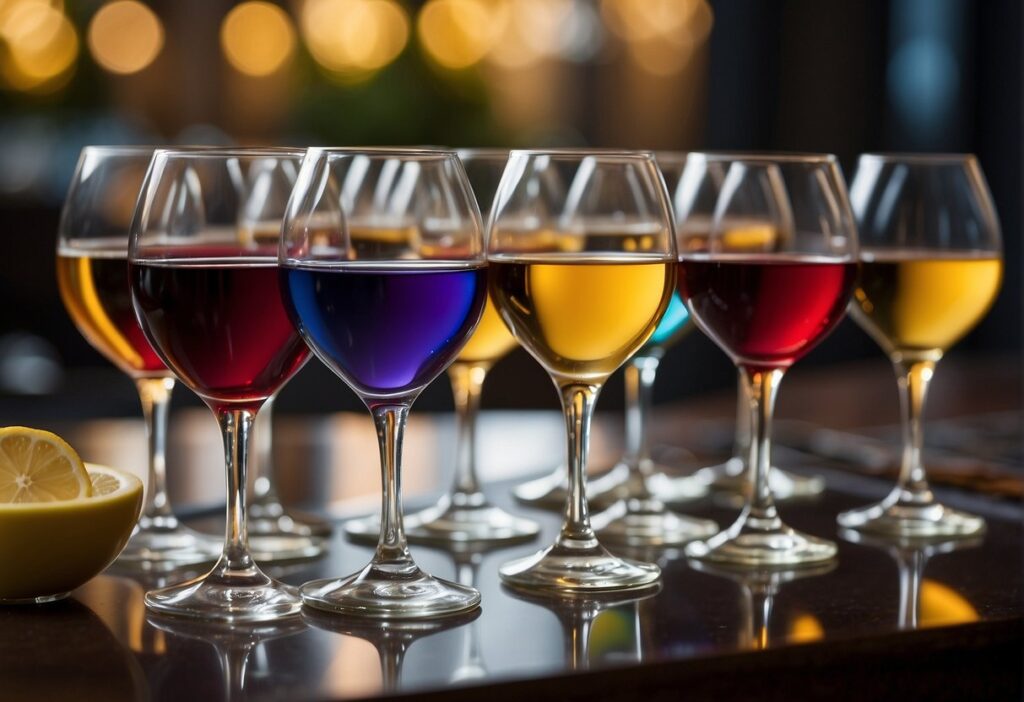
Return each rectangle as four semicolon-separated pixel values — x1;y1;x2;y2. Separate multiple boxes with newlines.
677;153;825;500
489;150;675;591
130;148;312;621
58;145;220;571
678;154;858;566
344;148;540;545
280;148;486;618
837;154;1002;537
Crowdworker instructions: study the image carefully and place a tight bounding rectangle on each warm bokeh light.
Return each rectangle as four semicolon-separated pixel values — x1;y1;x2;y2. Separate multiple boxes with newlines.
602;0;713;76
919;579;979;627
787;612;825;644
87;1;164;75
0;0;78;92
220;1;296;77
302;0;409;80
417;0;497;70
486;0;573;69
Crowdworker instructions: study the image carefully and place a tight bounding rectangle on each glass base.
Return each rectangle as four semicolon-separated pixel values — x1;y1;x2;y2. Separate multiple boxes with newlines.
512;466;571;511
0;591;70;605
685;515;836;567
837;492;986;538
513;462;704;512
593;500;719;547
144;561;302;623
301;561;481;619
346;497;540;546
249;500;334;538
116;523;222;572
249;533;328;563
695;457;825;499
499;538;660;593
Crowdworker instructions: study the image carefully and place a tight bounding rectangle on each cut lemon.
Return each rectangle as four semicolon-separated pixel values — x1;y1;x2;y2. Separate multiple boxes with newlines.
0;427;92;503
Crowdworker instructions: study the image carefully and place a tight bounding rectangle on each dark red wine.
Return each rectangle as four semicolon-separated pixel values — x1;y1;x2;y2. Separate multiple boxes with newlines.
678;256;856;369
130;258;309;411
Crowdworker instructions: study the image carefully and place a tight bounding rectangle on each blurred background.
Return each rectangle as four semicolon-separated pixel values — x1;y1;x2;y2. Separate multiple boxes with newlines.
0;0;1019;420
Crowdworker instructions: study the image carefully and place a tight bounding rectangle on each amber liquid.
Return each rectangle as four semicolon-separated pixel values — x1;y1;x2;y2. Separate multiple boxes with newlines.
851;251;1002;362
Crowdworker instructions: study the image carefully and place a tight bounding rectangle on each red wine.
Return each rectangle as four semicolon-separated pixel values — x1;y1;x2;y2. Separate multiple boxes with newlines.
130;257;309;411
678;256;856;370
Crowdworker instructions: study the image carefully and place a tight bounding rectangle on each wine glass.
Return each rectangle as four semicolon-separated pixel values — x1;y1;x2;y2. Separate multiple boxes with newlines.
234;157;332;561
677;153;825;500
57;145;220;571
489;149;675;591
345;148;540;545
837;154;1002;537
678;154;858;566
280;148;486;618
129;148;311;621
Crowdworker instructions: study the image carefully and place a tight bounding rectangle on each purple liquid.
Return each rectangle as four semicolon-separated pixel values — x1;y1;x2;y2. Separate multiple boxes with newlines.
281;263;486;401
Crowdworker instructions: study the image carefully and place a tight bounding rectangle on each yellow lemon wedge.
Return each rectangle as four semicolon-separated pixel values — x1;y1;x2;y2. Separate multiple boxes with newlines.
0;427;92;503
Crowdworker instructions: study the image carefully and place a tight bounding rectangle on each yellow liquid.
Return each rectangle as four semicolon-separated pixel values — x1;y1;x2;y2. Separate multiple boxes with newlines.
489;255;674;381
457;295;517;364
852;251;1002;361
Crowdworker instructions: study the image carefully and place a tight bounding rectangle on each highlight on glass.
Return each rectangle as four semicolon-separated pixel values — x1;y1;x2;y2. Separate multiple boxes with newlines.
280;148;487;618
488;149;676;592
57;145;220;572
678;153;858;567
129;148;311;622
675;153;825;500
837;153;1002;538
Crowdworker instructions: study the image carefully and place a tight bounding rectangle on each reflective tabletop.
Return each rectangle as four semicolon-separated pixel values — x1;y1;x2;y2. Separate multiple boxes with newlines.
1;360;1021;701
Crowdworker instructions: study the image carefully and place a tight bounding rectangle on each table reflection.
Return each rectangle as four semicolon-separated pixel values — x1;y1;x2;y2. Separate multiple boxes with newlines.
840;529;981;630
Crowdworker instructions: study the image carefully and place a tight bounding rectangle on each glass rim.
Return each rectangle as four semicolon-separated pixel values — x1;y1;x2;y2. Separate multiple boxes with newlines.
859;152;978;165
508;148;657;159
306;146;459;160
685;151;837;164
456;147;510;159
152;146;306;159
81;145;158;156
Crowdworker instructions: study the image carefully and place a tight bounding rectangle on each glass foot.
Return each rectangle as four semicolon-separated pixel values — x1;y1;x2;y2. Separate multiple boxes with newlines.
116;524;221;572
686;515;836;567
249;500;334;538
593;500;718;547
512;466;570;510
499;538;660;593
301;562;480;619
249;533;328;563
695;457;825;499
513;463;691;512
346;497;540;546
144;561;302;623
837;493;985;538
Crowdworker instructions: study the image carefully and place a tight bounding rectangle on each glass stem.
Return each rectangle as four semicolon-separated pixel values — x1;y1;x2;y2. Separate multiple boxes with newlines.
135;377;177;529
893;360;937;505
448;362;489;502
624;355;659;477
565;610;593;671
743;367;785;529
372;404;415;567
896;549;926;630
557;383;601;545
217;407;257;572
251;394;280;507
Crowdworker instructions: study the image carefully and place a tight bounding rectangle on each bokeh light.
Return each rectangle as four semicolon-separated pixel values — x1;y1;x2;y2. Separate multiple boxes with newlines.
417;0;497;70
601;0;713;76
87;1;164;75
486;0;573;69
302;0;409;80
0;0;78;92
220;1;296;77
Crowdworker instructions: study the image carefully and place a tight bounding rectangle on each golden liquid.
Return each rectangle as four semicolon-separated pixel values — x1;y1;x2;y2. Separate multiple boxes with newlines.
851;251;1002;361
456;295;517;364
489;255;674;381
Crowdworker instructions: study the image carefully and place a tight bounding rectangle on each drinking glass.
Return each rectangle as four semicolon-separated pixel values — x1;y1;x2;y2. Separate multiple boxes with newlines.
280;148;486;618
489;150;674;591
130;148;311;621
677;153;825;499
678;154;858;566
837;154;1002;537
345;148;540;545
234;158;332;561
58;145;220;571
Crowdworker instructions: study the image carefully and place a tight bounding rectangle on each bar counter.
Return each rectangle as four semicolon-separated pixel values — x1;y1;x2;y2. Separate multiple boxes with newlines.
1;357;1020;701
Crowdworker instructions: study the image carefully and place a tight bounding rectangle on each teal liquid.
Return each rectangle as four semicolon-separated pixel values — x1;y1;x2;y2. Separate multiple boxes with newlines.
643;291;691;352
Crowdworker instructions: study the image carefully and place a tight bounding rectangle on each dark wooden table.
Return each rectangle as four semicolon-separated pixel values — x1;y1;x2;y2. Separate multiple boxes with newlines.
1;358;1021;701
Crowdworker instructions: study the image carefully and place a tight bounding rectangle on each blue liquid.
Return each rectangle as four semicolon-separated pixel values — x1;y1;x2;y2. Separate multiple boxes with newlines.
643;291;691;351
282;264;486;400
